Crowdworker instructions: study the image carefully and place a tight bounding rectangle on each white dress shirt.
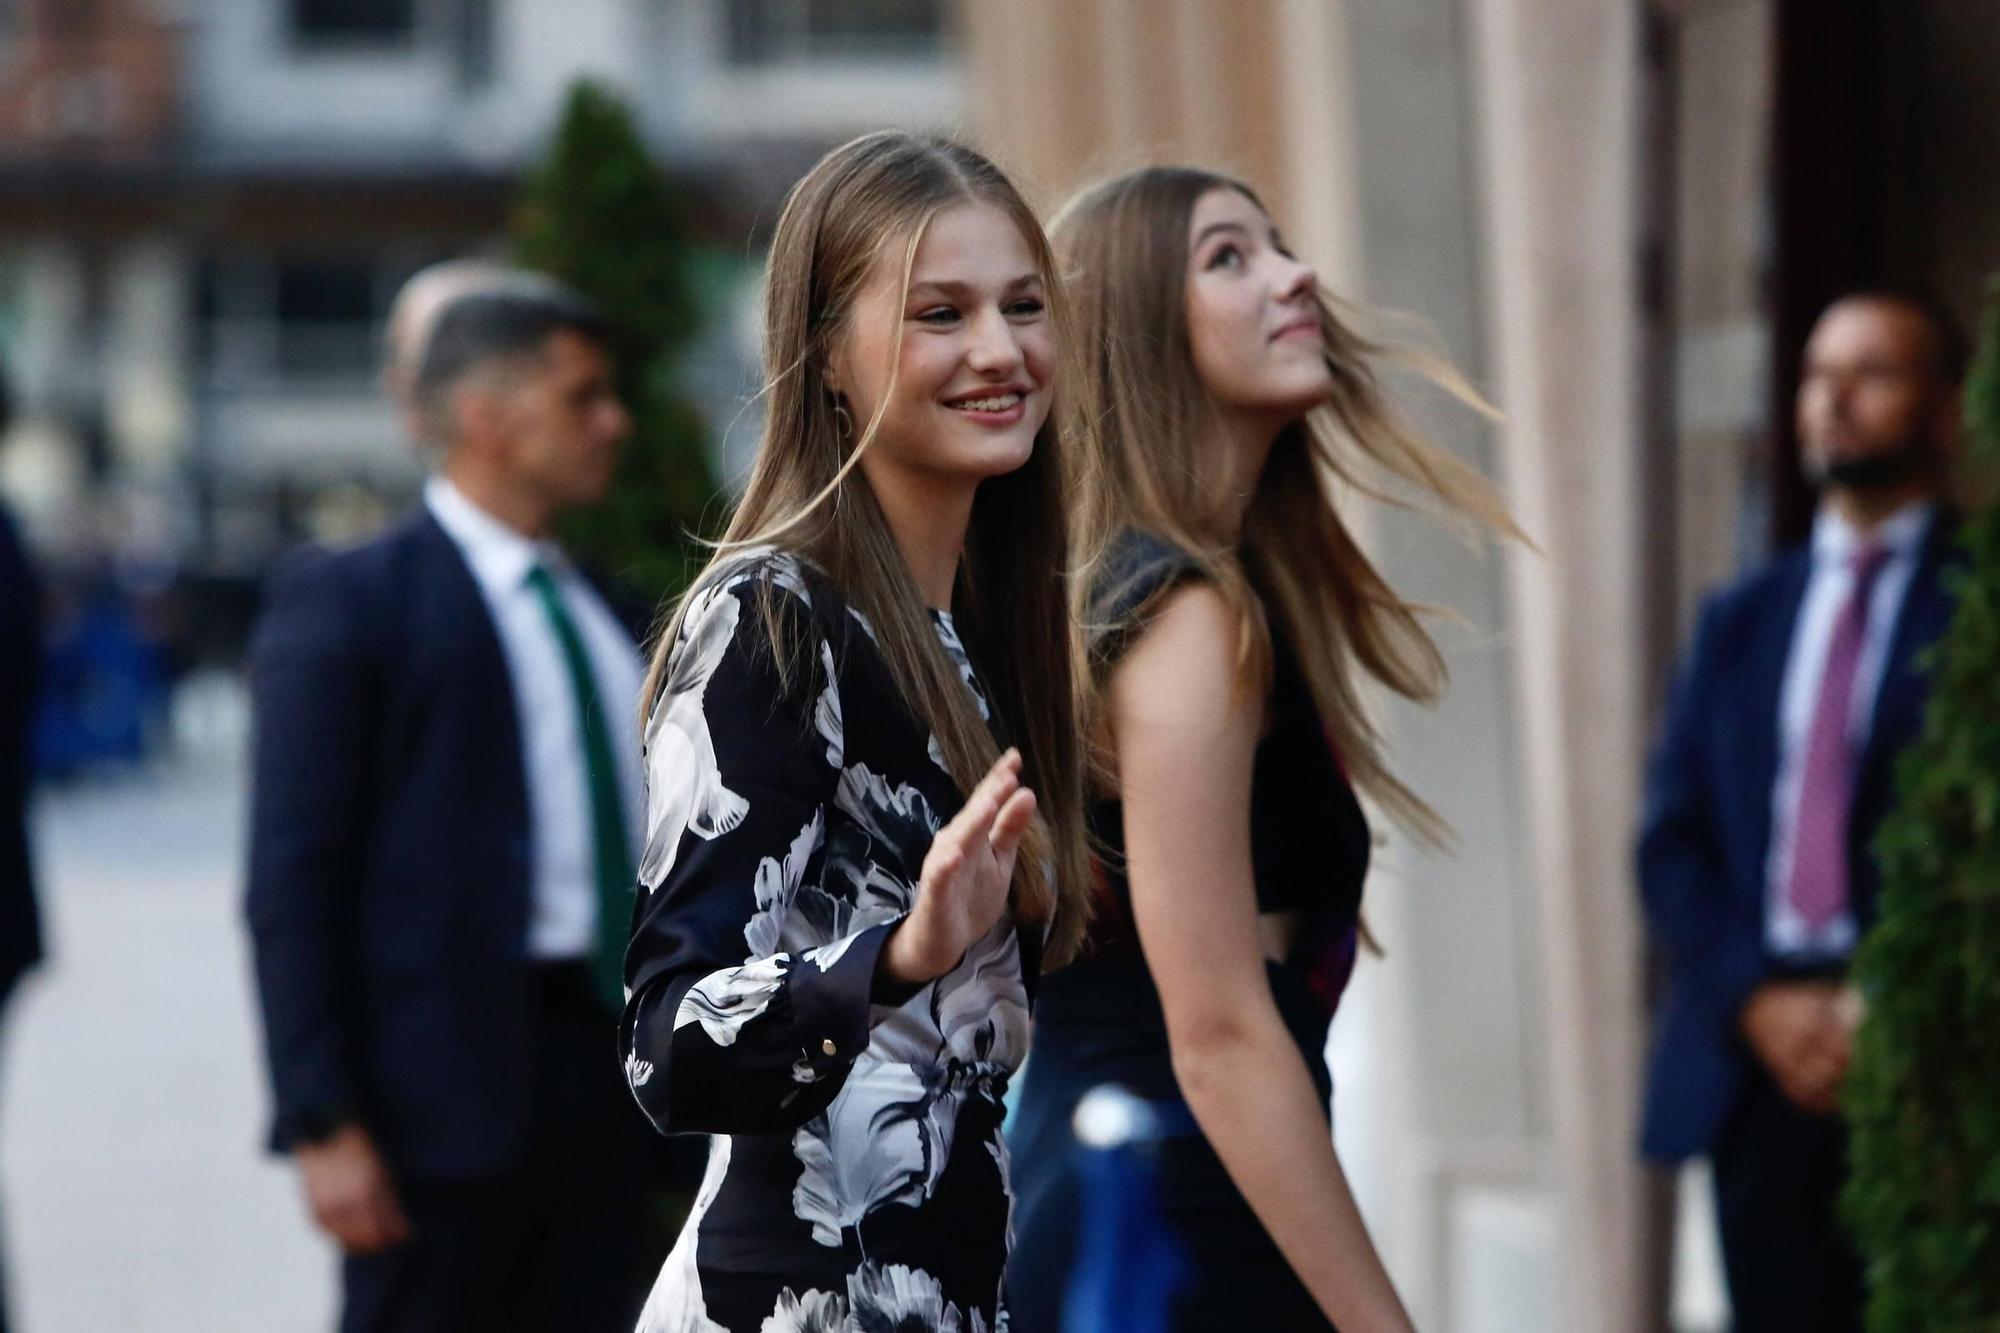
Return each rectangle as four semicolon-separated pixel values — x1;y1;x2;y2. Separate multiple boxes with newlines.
426;477;647;960
1764;499;1934;958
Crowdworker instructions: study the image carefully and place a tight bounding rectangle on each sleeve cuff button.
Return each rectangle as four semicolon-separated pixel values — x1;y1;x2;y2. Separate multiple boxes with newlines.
821;1038;838;1056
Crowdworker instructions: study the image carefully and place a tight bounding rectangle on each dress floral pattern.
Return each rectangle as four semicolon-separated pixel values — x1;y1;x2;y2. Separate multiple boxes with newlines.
623;550;1034;1332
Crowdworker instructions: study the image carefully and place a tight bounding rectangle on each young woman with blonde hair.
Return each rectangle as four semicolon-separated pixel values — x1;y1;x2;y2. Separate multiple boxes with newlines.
620;132;1091;1332
1005;166;1518;1331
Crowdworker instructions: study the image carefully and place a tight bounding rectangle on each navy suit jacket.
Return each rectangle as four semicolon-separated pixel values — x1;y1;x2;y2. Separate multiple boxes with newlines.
245;508;650;1179
1637;513;1960;1160
0;505;40;1005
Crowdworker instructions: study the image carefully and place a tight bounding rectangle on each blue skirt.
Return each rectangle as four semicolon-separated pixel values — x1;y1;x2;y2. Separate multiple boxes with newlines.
1005;954;1338;1332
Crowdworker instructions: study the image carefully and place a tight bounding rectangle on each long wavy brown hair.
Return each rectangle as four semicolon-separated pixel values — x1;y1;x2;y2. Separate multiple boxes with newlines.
1056;165;1522;845
644;132;1093;964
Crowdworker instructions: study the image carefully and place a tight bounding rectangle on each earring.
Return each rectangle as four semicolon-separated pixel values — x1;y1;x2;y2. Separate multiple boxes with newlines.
833;402;854;439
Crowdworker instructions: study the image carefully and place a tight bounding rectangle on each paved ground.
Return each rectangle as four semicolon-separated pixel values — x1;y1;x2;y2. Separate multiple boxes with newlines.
2;738;334;1332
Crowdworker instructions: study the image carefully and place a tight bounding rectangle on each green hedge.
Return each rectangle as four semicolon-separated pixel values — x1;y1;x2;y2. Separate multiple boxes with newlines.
1843;279;2000;1332
512;80;719;610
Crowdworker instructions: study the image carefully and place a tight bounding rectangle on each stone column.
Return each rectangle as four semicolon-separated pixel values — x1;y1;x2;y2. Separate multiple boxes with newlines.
1463;2;1653;1328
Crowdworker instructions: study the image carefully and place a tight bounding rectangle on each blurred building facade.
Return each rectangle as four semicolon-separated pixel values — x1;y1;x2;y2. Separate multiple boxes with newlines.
962;2;1999;1332
0;0;959;656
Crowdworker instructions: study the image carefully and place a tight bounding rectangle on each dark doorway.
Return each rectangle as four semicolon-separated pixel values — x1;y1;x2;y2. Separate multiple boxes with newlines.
1768;0;2000;547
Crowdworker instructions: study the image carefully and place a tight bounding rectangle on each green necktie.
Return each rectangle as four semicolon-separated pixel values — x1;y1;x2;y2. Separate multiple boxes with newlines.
525;564;634;1014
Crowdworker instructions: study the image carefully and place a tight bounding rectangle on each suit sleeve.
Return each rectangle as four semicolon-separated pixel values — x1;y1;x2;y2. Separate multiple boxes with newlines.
0;510;41;985
0;514;36;798
1636;595;1767;1022
243;551;376;1144
619;574;905;1138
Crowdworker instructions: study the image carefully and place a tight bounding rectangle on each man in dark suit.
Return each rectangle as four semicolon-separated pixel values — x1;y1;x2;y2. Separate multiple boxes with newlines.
0;366;42;1333
1639;290;1969;1332
246;273;659;1331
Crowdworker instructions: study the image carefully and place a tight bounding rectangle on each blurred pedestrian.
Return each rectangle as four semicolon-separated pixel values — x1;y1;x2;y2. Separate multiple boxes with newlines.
381;257;561;429
245;271;659;1332
1004;166;1515;1333
618;132;1090;1333
0;362;42;1333
1639;290;1968;1332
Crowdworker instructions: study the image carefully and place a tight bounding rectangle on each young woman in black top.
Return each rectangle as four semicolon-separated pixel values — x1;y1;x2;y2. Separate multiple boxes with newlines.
620;132;1091;1333
1006;167;1517;1331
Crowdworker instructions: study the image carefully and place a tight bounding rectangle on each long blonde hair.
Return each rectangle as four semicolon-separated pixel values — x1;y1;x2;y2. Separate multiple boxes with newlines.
1056;165;1521;845
645;132;1092;964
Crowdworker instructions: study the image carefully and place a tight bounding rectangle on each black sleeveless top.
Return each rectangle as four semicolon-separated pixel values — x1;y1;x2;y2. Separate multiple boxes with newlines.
1041;532;1371;1074
1005;533;1370;1331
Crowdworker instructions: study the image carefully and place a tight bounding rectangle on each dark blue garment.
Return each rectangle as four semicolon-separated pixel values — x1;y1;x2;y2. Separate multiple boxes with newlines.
0;503;40;1006
1057;1093;1189;1333
0;503;40;1333
34;589;164;778
245;507;674;1331
243;509;652;1179
1007;533;1367;1333
1636;513;1960;1161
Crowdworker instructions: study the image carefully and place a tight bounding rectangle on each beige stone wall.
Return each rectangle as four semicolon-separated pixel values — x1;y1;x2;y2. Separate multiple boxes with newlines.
1669;2;1776;631
1464;2;1652;1327
961;0;1295;231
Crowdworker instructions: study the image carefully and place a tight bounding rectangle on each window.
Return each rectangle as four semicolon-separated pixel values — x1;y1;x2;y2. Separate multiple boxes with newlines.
726;0;945;65
203;255;437;388
272;260;379;378
450;0;494;87
289;0;417;47
0;1;23;66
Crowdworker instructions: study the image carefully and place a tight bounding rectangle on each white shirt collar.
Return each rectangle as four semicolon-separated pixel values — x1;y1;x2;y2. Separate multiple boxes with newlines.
1810;497;1934;569
424;476;567;593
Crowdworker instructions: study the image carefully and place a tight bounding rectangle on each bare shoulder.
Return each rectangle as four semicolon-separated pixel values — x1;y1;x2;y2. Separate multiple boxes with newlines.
1109;581;1258;735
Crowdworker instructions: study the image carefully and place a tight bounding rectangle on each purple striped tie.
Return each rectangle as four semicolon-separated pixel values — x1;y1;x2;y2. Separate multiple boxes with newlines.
1785;543;1890;932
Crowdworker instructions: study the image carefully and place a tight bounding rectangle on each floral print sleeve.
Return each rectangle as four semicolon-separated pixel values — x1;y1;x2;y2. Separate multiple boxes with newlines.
620;556;905;1137
624;550;1031;1333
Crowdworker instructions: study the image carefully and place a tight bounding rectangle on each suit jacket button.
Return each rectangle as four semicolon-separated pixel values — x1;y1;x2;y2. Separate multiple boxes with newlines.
821;1038;838;1056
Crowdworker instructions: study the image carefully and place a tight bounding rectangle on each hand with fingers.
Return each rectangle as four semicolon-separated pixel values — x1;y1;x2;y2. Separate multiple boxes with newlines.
296;1123;412;1256
880;748;1038;986
1741;979;1853;1116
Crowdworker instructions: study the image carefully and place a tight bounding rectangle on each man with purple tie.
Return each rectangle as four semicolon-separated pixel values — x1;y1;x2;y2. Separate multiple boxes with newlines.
1639;290;1968;1332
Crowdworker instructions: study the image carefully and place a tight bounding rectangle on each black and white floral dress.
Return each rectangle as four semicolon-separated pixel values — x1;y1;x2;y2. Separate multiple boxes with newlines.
621;549;1033;1333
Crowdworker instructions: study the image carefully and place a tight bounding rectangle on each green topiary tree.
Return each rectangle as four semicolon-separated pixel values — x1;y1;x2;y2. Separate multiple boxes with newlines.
1843;278;2000;1332
512;80;719;606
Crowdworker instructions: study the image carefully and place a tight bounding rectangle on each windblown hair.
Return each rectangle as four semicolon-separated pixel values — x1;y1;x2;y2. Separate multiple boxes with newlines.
1055;165;1521;845
643;132;1092;964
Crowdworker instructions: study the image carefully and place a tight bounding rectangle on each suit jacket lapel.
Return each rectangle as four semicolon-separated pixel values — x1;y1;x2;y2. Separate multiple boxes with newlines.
1849;513;1958;921
415;511;512;677
1741;549;1812;892
1859;515;1958;799
412;510;530;819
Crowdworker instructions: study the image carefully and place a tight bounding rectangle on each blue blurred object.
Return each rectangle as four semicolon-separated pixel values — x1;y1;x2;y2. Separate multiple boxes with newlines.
1061;1086;1190;1333
35;583;167;778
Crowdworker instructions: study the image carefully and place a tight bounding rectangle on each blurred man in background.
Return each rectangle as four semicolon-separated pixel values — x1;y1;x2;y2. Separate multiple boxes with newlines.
1638;291;1968;1332
245;270;658;1331
381;259;563;430
0;362;42;1333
